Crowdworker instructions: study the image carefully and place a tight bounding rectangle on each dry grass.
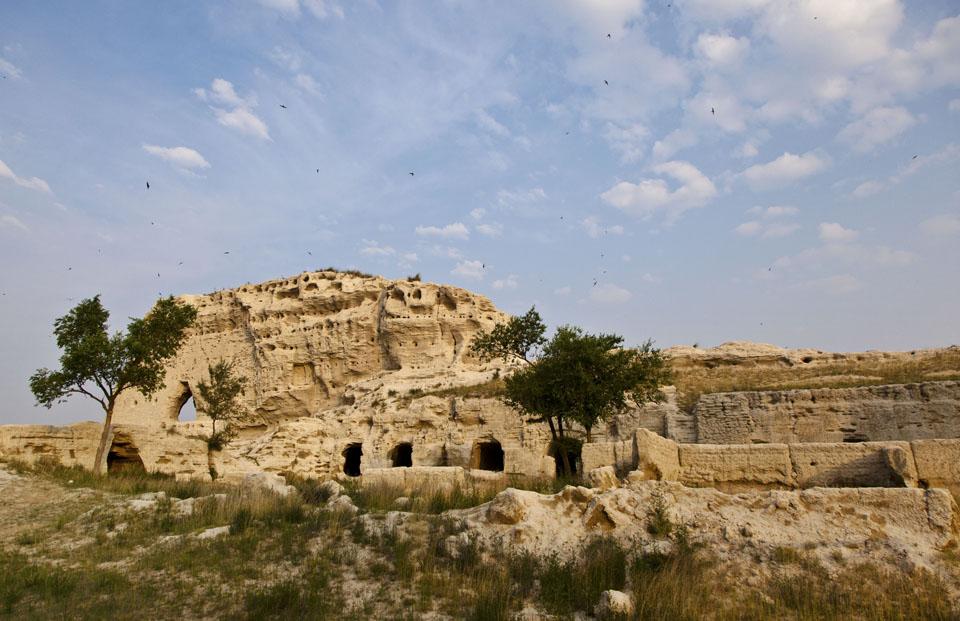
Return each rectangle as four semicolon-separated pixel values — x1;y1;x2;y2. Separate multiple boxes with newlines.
4;462;957;620
418;377;507;400
671;348;960;412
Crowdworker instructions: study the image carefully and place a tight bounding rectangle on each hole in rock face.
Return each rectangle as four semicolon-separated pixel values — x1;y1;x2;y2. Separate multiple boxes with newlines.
343;443;363;477
471;440;504;472
389;442;413;468
107;433;146;474
175;382;197;421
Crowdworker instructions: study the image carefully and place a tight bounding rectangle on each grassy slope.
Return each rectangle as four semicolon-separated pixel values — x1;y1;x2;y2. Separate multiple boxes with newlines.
1;460;957;620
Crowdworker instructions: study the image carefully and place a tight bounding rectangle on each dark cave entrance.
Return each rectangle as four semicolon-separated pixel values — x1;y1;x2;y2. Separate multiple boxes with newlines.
107;433;146;474
471;440;504;472
389;442;413;468
342;443;363;477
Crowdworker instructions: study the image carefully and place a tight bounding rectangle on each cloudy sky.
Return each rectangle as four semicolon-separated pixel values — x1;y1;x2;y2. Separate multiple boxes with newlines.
1;0;959;424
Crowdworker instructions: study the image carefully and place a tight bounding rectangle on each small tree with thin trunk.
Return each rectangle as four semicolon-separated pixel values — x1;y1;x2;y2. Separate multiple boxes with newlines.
29;295;197;473
470;307;670;476
195;360;247;479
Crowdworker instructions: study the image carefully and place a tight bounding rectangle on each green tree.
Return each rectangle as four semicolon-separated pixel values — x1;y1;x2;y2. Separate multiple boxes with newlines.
29;296;197;473
195;360;247;455
471;308;670;475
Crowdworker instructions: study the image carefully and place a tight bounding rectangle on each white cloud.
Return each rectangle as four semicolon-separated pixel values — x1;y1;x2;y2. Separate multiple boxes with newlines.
294;74;322;96
142;145;210;171
852;180;884;198
743;151;827;190
696;33;750;67
851;144;960;199
0;159;52;193
553;286;572;296
429;246;463;260
415;222;469;240
735;220;799;238
469;208;486;221
359;239;395;256
0;214;28;231
641;273;661;284
194;78;246;107
195;78;270;140
492;274;518;289
399;252;419;268
475;109;510;138
603;122;649;163
747;205;799;218
600;161;716;223
213;107;271;140
581;216;624;238
652;128;697;161
0;57;22;79
818;222;859;243
589;283;632;304
838;106;917;152
476;223;503;237
497;187;547;208
920;214;960;237
257;0;343;18
451;260;484;280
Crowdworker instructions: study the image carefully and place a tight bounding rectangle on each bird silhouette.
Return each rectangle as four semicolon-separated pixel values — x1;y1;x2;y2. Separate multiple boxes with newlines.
711;107;715;115
593;279;598;287
178;261;183;265
146;181;150;189
224;251;230;254
606;33;611;38
409;171;415;176
316;168;320;173
604;80;609;85
912;155;918;159
307;251;312;256
157;273;160;278
279;104;287;109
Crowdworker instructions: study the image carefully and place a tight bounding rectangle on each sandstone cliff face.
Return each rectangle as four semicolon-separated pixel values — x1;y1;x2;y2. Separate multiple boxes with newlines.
694;381;960;444
113;271;508;427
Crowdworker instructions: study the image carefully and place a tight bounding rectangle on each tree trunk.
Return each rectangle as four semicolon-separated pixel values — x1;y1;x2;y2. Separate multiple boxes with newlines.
92;401;115;474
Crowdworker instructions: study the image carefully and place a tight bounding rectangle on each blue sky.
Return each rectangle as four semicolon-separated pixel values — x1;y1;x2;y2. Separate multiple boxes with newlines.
1;0;959;424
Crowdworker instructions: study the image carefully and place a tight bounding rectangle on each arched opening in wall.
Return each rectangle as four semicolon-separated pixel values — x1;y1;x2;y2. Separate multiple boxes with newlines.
389;442;413;468
549;439;582;478
175;381;197;422
342;443;363;477
107;433;146;474
471;440;504;472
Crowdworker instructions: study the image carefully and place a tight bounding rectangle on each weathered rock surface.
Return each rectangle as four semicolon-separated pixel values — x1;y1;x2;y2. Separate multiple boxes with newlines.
454;482;960;574
695;381;960;444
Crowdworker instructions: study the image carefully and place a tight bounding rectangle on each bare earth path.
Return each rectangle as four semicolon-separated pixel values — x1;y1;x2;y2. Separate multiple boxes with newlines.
0;462;94;545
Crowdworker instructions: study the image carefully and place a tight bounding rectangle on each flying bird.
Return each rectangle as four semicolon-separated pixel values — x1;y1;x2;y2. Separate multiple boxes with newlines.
593;279;598;287
606;33;611;38
912;155;918;159
224;251;230;254
316;168;320;173
157;273;160;278
307;251;312;256
711;107;715;115
279;104;287;109
178;261;183;265
146;181;150;189
604;80;609;85
409;171;415;176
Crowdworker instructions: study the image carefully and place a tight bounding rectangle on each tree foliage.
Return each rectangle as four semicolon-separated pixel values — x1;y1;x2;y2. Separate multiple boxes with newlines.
471;308;671;474
195;360;247;452
469;306;547;365
29;295;197;472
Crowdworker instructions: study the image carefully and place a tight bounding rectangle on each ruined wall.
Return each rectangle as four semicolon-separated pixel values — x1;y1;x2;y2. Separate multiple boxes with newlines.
584;431;960;500
694;381;960;444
